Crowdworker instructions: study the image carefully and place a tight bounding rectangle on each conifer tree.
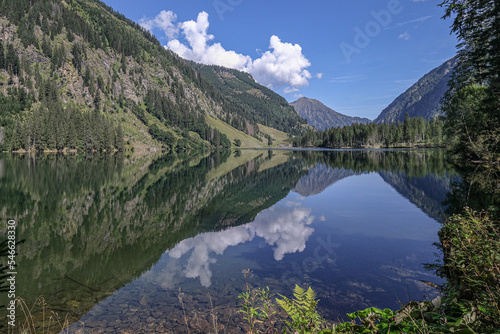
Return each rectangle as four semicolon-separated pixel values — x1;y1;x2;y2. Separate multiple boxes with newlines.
5;44;19;76
0;41;5;70
440;0;500;161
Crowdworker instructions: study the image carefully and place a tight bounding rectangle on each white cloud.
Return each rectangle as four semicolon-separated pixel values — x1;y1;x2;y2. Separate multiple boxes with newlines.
156;11;313;93
283;87;299;94
316;73;324;79
167;12;252;70
394;16;432;28
399;32;410;40
329;75;364;83
168;205;315;287
140;10;179;40
247;35;312;91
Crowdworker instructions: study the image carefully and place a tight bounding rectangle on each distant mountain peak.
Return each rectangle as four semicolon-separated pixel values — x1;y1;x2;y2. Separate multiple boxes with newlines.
291;97;371;130
374;58;457;124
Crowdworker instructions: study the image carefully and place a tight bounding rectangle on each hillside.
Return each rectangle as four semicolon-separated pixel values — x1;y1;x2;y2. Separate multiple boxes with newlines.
193;64;307;136
291;97;371;130
0;0;303;152
374;58;456;124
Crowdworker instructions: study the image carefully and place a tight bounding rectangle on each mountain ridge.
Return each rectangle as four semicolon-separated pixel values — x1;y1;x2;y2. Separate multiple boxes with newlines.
291;97;371;130
374;58;456;124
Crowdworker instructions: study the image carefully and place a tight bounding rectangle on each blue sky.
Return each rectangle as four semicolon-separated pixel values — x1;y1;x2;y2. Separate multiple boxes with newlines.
102;0;457;120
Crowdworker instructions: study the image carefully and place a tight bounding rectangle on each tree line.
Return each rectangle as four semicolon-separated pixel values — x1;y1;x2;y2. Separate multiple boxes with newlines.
294;114;445;148
440;0;500;163
6;102;124;152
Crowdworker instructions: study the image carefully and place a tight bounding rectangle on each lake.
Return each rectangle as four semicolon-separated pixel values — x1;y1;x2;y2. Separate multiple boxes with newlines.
0;149;466;333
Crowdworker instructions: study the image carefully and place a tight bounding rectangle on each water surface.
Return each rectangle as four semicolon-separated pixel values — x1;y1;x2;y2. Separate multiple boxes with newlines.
0;149;463;332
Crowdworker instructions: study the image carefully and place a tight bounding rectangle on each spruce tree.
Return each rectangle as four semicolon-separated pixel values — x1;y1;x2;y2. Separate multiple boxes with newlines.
0;41;5;70
440;0;500;161
5;44;19;76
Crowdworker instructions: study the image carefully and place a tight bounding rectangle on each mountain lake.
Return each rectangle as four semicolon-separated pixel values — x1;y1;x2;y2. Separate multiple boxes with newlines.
0;149;480;333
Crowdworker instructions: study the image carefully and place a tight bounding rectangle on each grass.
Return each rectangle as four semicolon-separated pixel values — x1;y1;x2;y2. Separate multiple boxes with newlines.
206;115;268;149
5;297;73;334
257;123;291;147
438;208;500;332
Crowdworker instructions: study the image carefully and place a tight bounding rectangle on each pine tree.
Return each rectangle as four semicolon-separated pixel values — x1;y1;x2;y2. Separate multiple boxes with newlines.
114;124;124;151
5;44;19;76
440;0;500;161
0;41;5;70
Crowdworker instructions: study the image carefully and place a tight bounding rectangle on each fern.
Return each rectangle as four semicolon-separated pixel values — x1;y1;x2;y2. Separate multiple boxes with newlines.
276;285;324;334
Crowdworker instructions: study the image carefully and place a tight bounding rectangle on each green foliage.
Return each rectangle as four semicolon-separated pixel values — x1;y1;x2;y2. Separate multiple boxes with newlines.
440;0;500;163
9;104;124;152
276;285;324;333
148;124;176;149
439;208;500;332
264;133;273;146
0;41;5;70
262;283;500;334
238;286;278;334
294;117;445;148
442;84;499;162
5;43;20;76
327;298;491;334
194;64;307;135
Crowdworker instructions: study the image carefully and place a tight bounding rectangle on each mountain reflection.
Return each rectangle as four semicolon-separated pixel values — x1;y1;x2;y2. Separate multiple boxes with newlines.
1;148;475;332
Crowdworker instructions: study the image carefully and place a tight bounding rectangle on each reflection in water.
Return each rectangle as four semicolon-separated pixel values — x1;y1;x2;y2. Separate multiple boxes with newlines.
2;149;494;333
169;204;314;287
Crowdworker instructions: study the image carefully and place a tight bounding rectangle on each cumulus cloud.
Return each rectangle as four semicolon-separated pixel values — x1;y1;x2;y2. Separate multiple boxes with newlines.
167;12;252;70
247;35;312;90
168;205;315;287
140;10;179;39
144;11;313;93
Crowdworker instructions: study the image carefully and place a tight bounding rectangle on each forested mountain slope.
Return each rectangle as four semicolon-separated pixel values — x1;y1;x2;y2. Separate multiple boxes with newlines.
374;58;456;124
193;64;307;136
0;0;304;152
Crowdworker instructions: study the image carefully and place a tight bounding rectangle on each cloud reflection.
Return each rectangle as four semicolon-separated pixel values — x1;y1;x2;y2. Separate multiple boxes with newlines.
168;204;314;287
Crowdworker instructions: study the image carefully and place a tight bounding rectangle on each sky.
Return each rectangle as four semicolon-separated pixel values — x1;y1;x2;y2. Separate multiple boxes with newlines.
101;0;458;120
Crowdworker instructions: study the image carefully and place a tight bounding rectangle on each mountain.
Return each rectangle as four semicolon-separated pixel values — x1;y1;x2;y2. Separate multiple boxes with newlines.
290;97;371;130
374;58;456;124
192;64;307;136
0;0;305;152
